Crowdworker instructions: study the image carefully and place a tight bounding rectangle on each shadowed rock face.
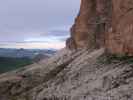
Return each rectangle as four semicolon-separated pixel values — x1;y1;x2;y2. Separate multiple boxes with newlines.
106;0;133;56
67;0;133;56
67;0;112;49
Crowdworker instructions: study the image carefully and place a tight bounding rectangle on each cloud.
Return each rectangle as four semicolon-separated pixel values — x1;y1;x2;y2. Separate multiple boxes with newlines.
0;0;80;49
0;0;80;35
0;42;65;49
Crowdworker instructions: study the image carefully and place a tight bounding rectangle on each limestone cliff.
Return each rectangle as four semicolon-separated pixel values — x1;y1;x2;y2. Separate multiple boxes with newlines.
67;0;133;56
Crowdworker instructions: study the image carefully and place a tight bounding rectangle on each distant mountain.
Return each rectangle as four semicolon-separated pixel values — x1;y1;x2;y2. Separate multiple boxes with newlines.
0;48;57;74
0;48;56;59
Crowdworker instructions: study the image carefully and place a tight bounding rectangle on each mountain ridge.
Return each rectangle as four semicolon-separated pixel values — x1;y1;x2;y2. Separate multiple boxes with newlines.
1;0;133;100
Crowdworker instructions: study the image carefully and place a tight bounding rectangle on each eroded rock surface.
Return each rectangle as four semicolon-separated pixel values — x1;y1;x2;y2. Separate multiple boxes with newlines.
106;0;133;56
1;48;133;100
67;0;112;49
68;0;133;56
1;0;133;100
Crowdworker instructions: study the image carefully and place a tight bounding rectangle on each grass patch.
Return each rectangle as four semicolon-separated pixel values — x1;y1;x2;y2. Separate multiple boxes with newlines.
0;57;33;74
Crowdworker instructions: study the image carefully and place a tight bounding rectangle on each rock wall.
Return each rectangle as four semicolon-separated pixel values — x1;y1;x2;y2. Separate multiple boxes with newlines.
106;0;133;56
67;0;112;49
67;0;133;56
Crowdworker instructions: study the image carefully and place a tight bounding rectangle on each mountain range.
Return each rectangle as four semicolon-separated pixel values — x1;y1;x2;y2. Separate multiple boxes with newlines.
0;48;56;59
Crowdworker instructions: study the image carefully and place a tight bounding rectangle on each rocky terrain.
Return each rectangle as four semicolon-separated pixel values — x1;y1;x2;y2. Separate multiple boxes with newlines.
1;0;133;100
1;48;133;100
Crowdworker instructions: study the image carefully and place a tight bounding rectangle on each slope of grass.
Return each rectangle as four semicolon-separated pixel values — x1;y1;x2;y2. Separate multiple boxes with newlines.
0;57;33;74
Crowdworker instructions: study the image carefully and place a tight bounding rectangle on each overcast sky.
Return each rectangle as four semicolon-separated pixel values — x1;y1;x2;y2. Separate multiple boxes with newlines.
0;0;80;49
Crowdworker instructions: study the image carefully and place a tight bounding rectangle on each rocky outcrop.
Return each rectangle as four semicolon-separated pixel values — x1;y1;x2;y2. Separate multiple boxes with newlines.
1;0;133;100
67;0;112;49
67;0;133;56
106;0;133;56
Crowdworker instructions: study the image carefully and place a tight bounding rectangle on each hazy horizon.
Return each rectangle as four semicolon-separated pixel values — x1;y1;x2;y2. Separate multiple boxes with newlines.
0;0;80;49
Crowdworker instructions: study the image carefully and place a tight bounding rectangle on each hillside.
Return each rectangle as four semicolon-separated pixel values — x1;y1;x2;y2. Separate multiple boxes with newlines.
0;49;56;74
0;57;33;74
1;0;133;100
1;48;133;100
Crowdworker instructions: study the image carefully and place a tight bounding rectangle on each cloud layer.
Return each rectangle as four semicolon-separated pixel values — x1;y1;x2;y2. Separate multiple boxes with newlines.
0;0;80;49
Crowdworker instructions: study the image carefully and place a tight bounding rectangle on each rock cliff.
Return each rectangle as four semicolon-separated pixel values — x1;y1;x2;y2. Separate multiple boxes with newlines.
67;0;133;56
1;0;133;100
106;0;133;56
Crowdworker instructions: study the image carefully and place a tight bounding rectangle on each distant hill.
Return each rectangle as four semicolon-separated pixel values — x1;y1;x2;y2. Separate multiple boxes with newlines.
0;48;56;59
0;48;56;74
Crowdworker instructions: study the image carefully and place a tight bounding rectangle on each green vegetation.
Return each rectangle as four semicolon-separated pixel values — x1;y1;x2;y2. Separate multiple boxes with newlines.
0;57;33;74
98;54;133;64
107;55;133;64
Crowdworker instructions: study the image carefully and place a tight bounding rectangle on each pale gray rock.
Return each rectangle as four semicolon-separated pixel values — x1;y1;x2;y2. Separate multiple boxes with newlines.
1;48;133;100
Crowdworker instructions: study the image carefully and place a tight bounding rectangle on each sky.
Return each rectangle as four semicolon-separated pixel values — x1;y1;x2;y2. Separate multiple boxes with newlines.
0;0;80;49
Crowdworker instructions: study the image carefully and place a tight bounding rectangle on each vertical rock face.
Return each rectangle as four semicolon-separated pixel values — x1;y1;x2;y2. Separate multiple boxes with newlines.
106;0;133;56
67;0;133;56
67;0;112;49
